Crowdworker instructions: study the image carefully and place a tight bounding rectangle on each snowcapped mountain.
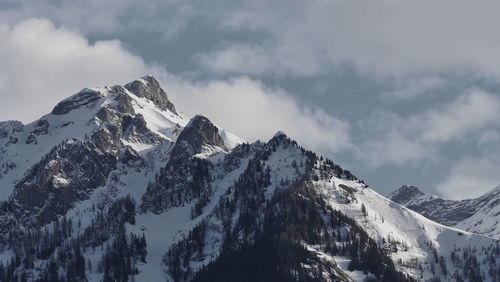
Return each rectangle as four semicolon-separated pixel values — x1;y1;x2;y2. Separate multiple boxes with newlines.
0;76;498;281
388;184;500;239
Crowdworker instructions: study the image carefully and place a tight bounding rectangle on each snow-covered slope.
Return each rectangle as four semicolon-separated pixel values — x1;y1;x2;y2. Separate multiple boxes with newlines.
0;76;498;282
388;184;500;239
314;177;498;281
0;76;185;201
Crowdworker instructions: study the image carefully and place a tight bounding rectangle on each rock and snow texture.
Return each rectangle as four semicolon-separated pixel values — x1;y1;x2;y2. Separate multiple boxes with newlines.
0;76;497;281
388;184;500;239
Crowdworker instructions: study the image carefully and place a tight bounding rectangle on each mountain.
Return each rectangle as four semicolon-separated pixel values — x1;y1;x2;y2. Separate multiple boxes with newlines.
388;184;500;238
0;76;498;281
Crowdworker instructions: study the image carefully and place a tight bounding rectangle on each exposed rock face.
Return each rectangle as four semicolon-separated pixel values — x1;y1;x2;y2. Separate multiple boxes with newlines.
26;119;50;144
170;115;227;160
124;75;177;115
91;123;122;156
96;107;119;124
0;121;23;139
122;114;162;145
115;92;135;115
120;146;144;167
0;121;23;147
387;184;425;205
52;88;103;115
108;85;136;115
388;185;476;225
32;119;49;135
140;115;226;213
388;184;500;229
4;107;156;228
13;138;118;227
0;83;169;228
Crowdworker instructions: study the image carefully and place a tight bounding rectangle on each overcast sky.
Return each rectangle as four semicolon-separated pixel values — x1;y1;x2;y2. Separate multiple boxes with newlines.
1;0;499;199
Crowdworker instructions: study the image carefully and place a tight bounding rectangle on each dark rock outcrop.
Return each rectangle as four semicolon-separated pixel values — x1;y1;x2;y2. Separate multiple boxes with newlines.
122;114;162;145
387;185;425;205
26;119;50;144
13;138;118;227
115;92;135;115
140;115;228;213
52;88;103;115
0;121;23;139
3;94;167;227
124;75;177;115
170;115;227;161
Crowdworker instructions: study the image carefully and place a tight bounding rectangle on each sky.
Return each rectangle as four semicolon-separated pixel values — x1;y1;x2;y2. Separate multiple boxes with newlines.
1;0;499;199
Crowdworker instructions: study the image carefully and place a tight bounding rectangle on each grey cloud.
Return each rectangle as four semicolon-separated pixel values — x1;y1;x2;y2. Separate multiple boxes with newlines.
411;89;500;143
356;89;500;167
379;77;447;102
198;0;500;81
0;0;198;40
0;17;354;158
437;156;500;200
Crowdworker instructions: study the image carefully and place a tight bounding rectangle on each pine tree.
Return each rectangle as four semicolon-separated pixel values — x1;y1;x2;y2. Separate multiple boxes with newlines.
361;203;367;217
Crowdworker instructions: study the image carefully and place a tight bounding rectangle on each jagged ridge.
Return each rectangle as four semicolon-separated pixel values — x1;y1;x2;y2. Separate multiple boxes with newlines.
388;184;500;238
0;76;497;282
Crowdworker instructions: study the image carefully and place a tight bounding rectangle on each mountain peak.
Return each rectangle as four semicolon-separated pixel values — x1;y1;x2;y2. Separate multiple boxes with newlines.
51;88;104;115
387;184;425;205
185;115;211;128
124;75;177;115
170;115;227;160
273;130;287;139
269;130;291;144
389;183;500;236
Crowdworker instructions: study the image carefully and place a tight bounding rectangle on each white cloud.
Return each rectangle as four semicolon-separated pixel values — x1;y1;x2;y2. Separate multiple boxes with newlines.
199;0;500;80
411;89;500;143
0;17;353;155
163;76;353;152
356;89;500;166
379;77;447;101
355;131;435;167
0;18;150;122
196;41;323;77
8;1;500;82
437;156;500;200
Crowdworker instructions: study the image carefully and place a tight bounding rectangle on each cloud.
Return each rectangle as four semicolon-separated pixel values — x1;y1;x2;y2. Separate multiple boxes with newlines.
198;0;500;80
379;77;447;101
356;89;500;166
354;131;435;167
196;41;324;77
0;18;151;122
0;0;196;40
163;76;353;152
411;89;500;143
437;156;500;200
478;130;500;145
355;111;437;167
0;17;353;155
7;1;500;85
